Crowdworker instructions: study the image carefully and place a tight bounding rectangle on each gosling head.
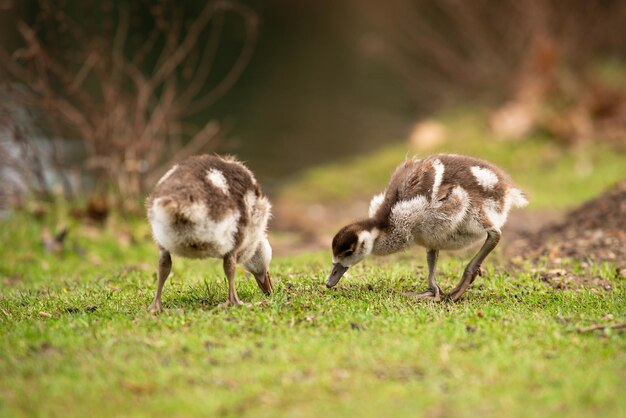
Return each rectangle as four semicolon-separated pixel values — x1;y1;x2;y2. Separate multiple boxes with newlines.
327;221;379;288
243;236;274;295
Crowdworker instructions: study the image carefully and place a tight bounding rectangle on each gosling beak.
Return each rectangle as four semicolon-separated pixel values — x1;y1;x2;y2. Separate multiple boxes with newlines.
326;263;348;288
254;271;274;295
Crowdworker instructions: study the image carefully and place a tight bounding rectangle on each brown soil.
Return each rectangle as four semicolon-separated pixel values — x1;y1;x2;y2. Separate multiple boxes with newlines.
507;181;626;263
506;180;626;290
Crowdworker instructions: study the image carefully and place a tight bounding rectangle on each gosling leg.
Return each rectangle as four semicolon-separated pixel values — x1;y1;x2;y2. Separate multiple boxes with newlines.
448;229;500;302
149;249;172;313
404;249;443;301
223;253;242;306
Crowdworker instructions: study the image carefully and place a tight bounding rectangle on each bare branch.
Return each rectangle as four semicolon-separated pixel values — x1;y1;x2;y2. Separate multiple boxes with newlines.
68;52;98;93
186;6;259;114
177;10;225;108
150;2;221;86
577;323;626;334
111;6;130;87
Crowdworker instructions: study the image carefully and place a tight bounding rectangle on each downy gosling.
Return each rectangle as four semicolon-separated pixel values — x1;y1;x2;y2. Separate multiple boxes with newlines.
146;155;273;312
327;154;528;301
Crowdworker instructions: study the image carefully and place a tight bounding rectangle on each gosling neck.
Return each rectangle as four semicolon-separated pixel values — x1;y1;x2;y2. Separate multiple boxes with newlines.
371;221;412;256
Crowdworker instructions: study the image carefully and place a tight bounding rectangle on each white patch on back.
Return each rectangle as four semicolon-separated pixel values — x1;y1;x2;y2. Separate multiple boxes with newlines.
368;192;385;218
156;165;178;186
431;159;445;200
206;169;229;194
471;166;499;189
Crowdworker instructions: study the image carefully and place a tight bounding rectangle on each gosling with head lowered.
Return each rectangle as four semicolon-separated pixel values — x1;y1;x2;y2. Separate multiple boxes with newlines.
146;155;273;312
327;154;528;301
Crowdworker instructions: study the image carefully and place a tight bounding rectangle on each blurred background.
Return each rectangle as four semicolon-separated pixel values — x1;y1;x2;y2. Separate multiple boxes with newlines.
1;0;625;253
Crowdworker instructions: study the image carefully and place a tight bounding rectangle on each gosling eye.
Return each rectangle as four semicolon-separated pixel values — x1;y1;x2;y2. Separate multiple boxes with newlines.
344;249;354;257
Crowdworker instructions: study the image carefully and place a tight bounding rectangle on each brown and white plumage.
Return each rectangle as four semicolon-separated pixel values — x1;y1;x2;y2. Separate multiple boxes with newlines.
146;154;273;311
328;154;528;301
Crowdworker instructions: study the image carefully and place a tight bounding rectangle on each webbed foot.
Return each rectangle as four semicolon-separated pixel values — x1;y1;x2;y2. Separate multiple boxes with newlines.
218;298;250;309
403;285;444;302
149;300;163;314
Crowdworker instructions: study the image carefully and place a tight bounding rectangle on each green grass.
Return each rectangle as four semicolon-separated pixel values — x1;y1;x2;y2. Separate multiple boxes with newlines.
1;211;625;418
279;110;626;209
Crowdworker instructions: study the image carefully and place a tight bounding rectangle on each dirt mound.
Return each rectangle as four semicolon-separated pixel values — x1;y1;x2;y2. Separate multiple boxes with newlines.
555;181;626;233
509;180;626;263
507;181;626;290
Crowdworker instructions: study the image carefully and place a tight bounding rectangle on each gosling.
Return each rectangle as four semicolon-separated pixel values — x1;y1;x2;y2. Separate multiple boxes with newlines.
327;154;528;301
146;155;273;312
